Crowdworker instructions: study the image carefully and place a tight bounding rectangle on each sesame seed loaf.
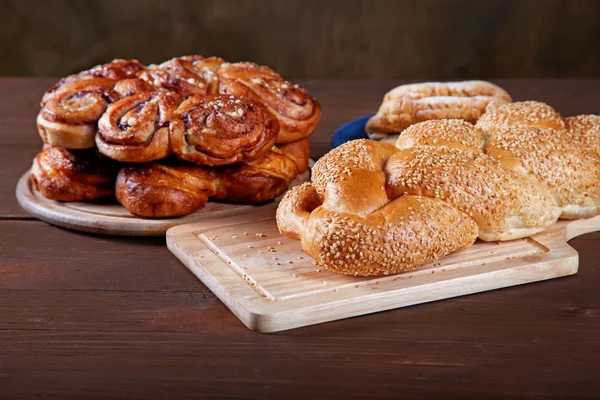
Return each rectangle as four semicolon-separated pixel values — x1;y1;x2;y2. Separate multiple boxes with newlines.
277;101;600;276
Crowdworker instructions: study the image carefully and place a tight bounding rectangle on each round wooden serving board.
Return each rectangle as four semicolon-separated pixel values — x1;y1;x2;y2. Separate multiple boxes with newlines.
15;166;311;237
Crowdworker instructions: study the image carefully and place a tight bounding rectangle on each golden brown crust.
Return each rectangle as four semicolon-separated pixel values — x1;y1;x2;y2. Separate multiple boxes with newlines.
276;182;321;240
217;62;321;144
385;145;561;240
475;101;565;133
96;89;181;163
31;145;118;201
484;124;600;219
139;56;225;97
278;139;479;276
277;139;310;174
302;196;477;276
277;101;600;276
565;115;600;157
395;119;484;152
366;81;511;136
311;140;397;216
169;94;279;166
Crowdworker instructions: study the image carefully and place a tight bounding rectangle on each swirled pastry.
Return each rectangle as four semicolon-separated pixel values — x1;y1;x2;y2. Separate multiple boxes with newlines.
31;145;118;201
37;78;120;149
41;59;146;104
37;59;146;149
140;55;225;97
96;87;181;163
218;62;321;143
366;81;511;138
169;94;279;166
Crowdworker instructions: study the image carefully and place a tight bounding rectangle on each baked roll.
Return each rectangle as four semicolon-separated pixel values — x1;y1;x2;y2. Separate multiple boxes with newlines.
365;81;511;138
31;145;118;201
169;94;279;166
37;78;120;149
140;55;225;97
37;59;146;149
96;84;181;163
217;62;321;143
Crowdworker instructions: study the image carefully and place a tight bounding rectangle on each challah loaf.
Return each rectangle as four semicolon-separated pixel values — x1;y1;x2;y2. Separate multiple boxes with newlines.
278;101;600;276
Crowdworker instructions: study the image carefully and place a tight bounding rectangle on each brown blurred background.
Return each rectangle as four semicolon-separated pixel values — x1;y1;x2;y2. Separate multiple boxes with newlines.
1;0;599;79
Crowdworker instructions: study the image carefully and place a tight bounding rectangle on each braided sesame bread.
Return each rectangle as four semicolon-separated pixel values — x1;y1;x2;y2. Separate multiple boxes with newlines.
278;101;600;276
277;140;478;276
365;81;511;139
477;102;600;219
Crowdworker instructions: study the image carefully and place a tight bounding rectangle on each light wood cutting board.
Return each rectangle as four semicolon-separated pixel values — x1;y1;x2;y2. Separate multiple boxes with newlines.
167;202;600;333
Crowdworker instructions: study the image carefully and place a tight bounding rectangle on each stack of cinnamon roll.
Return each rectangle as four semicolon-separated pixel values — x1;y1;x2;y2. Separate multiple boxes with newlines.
31;57;321;217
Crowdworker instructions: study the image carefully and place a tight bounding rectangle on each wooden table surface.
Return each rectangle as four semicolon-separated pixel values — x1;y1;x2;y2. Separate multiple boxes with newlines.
0;78;599;400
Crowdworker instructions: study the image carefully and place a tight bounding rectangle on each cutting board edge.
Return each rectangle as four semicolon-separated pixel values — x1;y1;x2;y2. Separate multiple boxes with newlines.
167;221;582;333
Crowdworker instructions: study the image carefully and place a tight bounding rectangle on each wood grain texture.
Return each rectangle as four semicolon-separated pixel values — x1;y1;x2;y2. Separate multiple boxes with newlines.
2;0;600;79
1;79;600;398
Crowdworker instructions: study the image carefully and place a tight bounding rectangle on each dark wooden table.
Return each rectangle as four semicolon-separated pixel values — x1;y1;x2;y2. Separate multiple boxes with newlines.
0;79;599;400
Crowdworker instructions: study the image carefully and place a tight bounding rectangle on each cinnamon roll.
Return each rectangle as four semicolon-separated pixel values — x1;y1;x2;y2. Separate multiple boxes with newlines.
217;62;321;143
37;59;146;149
31;145;118;201
140;55;225;97
37;78;120;149
41;59;145;104
169;94;279;166
96;88;181;163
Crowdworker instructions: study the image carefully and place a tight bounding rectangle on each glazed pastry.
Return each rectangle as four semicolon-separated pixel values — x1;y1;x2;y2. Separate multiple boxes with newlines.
37;59;146;149
365;81;511;138
169;94;279;166
116;144;307;217
96;82;181;163
31;145;118;201
212;145;302;203
218;62;321;143
140;55;225;97
116;160;215;218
